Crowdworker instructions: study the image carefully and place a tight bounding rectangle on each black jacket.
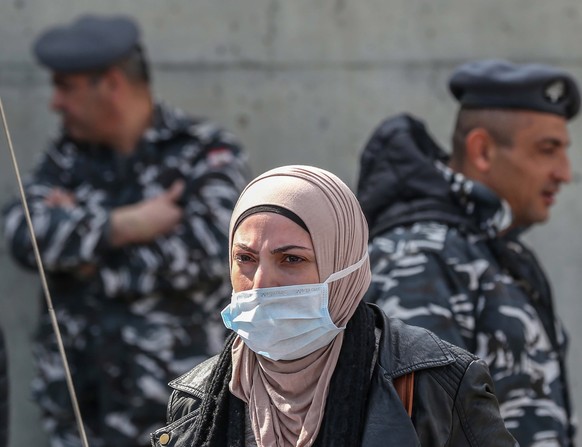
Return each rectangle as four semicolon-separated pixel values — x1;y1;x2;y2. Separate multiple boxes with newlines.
151;305;516;446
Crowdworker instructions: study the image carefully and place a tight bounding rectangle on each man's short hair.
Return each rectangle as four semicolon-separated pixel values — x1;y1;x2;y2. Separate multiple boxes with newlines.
451;108;526;163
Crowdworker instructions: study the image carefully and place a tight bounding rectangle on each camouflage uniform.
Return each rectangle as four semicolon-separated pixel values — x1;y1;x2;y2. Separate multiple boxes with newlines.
357;114;574;447
2;103;250;447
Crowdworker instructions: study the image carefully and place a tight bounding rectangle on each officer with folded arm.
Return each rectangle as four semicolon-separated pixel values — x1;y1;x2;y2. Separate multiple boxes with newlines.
3;14;250;447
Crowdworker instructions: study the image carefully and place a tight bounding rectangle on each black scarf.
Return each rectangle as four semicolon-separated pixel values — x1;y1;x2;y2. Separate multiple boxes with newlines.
192;301;377;447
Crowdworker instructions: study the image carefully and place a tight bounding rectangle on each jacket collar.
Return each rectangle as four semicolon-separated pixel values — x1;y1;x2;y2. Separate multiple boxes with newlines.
169;355;217;397
435;161;512;237
360;304;456;447
371;304;456;377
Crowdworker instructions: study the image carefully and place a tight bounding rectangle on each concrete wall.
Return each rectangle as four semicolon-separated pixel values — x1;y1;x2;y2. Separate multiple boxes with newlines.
1;1;581;445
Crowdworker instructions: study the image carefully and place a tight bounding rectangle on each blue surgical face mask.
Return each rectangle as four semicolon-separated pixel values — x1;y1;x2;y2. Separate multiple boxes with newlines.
221;252;368;361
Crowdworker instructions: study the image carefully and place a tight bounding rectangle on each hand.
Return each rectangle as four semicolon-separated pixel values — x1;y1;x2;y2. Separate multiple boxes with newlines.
109;180;185;247
44;188;76;208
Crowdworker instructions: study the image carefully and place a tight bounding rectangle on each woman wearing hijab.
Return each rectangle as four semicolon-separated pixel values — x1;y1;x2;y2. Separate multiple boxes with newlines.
151;165;516;447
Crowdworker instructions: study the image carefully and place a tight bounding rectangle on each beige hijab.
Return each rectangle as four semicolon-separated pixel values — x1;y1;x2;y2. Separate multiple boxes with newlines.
228;165;371;447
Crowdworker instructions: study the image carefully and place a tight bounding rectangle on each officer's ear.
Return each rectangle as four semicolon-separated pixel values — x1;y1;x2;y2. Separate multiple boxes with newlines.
98;67;126;98
464;128;496;174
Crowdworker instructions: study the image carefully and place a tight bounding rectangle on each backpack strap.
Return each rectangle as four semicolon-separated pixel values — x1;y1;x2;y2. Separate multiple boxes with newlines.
393;372;415;417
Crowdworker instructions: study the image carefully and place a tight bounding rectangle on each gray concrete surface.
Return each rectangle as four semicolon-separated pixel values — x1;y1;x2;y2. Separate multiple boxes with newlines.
1;1;582;445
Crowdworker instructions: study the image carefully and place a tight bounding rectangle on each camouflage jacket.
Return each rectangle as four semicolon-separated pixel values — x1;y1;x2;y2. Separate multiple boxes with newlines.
2;103;250;446
357;114;574;446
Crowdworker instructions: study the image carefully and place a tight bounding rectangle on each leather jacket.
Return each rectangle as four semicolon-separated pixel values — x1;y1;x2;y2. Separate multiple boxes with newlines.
151;305;517;446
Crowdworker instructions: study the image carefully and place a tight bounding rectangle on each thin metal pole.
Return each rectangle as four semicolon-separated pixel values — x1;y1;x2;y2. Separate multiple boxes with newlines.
0;97;90;447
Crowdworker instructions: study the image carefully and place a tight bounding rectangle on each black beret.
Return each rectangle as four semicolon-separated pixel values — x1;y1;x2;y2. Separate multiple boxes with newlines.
449;59;581;120
33;15;140;73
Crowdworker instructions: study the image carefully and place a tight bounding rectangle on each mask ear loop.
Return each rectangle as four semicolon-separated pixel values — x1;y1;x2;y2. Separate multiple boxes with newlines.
323;250;369;284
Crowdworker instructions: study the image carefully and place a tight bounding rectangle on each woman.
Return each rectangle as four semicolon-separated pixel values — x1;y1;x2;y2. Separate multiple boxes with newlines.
151;165;516;447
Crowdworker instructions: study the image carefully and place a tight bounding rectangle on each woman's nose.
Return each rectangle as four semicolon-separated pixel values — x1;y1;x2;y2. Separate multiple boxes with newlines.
252;262;278;289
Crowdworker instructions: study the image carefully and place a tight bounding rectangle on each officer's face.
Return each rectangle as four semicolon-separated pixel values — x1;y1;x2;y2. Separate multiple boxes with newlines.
231;213;320;292
50;72;114;143
487;111;571;228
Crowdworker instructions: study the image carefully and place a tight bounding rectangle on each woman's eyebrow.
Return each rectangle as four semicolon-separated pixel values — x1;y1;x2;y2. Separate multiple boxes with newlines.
233;243;258;254
272;245;312;254
233;243;313;254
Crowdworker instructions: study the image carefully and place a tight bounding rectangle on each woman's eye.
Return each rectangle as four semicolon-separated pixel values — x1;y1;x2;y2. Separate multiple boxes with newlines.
284;255;303;263
234;253;253;263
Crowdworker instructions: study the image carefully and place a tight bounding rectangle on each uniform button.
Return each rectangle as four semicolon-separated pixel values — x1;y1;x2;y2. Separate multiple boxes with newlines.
159;433;170;445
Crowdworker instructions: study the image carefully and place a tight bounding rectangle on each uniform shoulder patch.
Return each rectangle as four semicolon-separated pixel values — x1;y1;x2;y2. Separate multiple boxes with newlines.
206;147;234;168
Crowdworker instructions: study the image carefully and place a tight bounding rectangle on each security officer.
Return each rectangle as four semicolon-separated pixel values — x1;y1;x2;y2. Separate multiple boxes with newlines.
357;60;579;446
3;15;250;447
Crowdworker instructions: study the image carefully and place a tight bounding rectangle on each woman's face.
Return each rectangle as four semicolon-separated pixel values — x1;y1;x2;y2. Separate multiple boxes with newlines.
231;213;320;292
